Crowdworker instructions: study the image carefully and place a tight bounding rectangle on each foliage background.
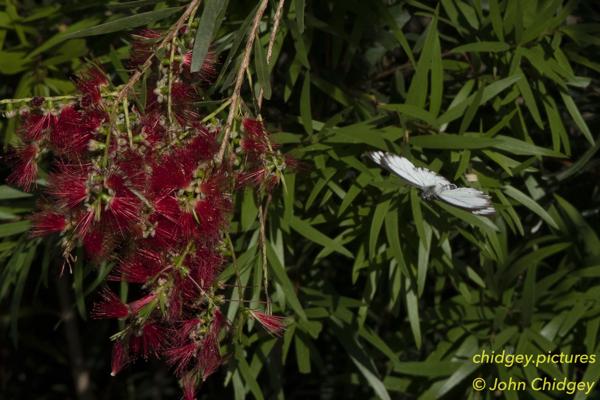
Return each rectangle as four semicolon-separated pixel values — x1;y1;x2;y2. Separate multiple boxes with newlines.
2;0;600;399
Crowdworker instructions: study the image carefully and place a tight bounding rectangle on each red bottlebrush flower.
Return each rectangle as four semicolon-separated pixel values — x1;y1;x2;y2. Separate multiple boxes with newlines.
151;158;182;195
50;105;92;155
106;196;140;233
48;162;89;208
82;227;114;262
7;144;39;191
210;309;226;336
182;372;199;400
194;199;222;241
178;211;197;240
117;151;148;190
105;173;129;196
199;335;221;381
242;118;265;138
153;196;181;221
20;111;56;142
189;246;224;290
149;215;181;249
178;319;202;341
30;211;66;237
109;248;163;283
235;168;277;190
182;50;217;82
171;81;195;104
130;29;162;67
249;310;286;336
140;110;167;145
240;118;278;157
128;293;157;314
130;323;164;360
167;287;183;321
171;82;197;126
199;170;227;198
92;287;129;319
165;342;198;376
283;154;300;170
110;341;129;376
77;67;108;107
74;208;95;238
186;125;217;162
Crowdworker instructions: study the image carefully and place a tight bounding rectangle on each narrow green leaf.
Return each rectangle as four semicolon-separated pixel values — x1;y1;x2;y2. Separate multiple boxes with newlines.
0;221;31;238
430;30;443;117
406;14;438;108
450;41;509;53
294;0;305;33
489;0;505;40
516;70;544;128
191;0;228;73
254;35;272;100
266;244;307;320
504;185;558;229
331;318;392;400
0;186;32;200
380;104;436;126
560;91;594;145
300;71;313;134
64;7;184;39
290;217;353;258
369;200;391;259
294;334;311;373
405;277;422;348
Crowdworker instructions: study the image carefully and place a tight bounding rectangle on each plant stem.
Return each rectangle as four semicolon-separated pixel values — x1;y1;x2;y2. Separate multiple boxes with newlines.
216;0;270;164
257;0;286;110
258;194;272;313
115;0;203;104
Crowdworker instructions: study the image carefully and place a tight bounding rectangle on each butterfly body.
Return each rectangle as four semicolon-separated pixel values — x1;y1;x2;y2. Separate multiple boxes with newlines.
367;151;495;216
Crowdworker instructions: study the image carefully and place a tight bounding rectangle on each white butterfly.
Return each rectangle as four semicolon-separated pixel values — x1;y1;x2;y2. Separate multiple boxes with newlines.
367;151;495;216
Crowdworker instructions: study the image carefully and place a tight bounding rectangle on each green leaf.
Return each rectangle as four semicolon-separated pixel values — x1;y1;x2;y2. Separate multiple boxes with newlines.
0;221;31;238
516;70;544;129
64;7;184;39
294;334;311;373
504;185;558;229
410;133;495;149
369;200;391;259
191;0;228;73
406;14;438;109
266;244;307;320
489;0;505;40
380;104;436;126
405;277;422;348
0;51;27;74
290;217;353;258
437;75;521;125
300;71;313;134
294;0;305;33
450;41;510;53
0;186;32;200
560;91;594;145
430;28;443;117
254;34;272;100
331;318;392;400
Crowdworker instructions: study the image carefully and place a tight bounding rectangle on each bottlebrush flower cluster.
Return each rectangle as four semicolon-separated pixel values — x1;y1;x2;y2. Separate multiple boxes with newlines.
6;26;288;398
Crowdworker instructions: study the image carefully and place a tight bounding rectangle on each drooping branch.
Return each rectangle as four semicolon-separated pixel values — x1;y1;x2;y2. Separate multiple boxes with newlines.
115;0;203;103
216;0;270;164
257;0;286;110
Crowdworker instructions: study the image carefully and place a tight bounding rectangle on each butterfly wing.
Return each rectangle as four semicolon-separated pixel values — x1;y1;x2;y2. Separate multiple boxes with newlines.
367;151;450;189
436;187;495;215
